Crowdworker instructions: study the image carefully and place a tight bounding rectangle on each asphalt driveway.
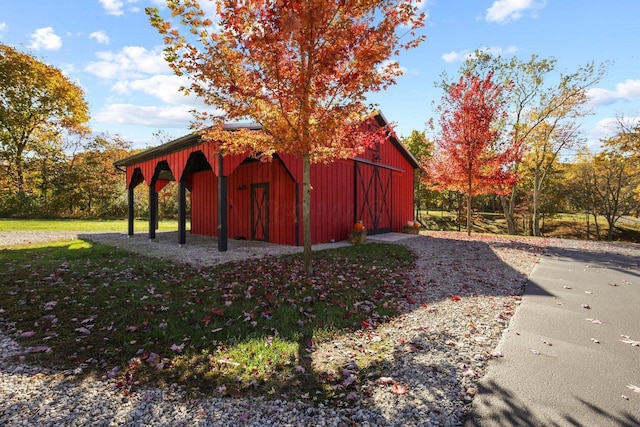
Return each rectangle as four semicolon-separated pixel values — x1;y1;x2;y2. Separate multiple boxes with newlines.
467;242;640;427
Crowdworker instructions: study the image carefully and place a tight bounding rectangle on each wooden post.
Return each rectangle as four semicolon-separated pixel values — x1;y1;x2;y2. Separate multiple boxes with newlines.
127;185;134;236
217;154;228;252
178;180;186;246
295;182;300;246
149;180;157;240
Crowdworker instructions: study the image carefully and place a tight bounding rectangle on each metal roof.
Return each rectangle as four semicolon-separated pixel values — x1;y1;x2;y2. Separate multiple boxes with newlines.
114;114;419;169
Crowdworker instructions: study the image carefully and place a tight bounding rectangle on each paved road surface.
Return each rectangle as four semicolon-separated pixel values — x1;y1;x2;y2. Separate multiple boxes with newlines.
467;243;640;426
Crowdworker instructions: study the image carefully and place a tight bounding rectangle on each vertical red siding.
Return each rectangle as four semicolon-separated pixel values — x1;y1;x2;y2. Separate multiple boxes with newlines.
310;159;354;243
190;170;218;236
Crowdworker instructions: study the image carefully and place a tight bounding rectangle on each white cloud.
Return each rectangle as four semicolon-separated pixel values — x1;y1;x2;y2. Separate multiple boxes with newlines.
441;50;468;63
485;0;545;24
85;46;170;79
587;79;640;107
441;45;517;63
99;0;125;16
111;74;195;105
587;116;640;148
591;117;640;138
28;27;62;51
98;0;147;16
89;30;110;45
94;104;193;127
0;22;7;36
94;103;223;128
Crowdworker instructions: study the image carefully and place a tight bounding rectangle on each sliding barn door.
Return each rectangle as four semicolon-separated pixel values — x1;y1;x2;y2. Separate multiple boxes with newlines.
355;162;392;234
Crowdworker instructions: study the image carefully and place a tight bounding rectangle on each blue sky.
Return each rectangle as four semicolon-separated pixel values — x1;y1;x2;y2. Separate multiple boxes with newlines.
2;0;639;150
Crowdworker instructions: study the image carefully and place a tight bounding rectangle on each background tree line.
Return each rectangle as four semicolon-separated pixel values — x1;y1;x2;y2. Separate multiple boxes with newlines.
404;52;639;241
0;44;180;220
2;43;638;240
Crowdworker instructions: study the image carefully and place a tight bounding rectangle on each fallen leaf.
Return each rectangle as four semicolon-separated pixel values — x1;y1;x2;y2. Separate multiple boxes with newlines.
26;346;51;353
462;368;477;378
170;343;185;352
226;387;241;398
375;376;395;385
626;384;640;393
20;331;36;338
620;337;640;346
343;374;356;388
43;301;57;310
217;358;239;367
391;382;409;395
205;307;225;316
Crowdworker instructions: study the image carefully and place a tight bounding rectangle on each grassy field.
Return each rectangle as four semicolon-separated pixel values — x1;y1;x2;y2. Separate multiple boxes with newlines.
419;211;640;242
1;214;638;241
0;218;181;232
0;238;415;401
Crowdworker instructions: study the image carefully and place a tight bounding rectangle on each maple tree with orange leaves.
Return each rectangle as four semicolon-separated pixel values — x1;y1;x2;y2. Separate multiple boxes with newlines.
146;0;425;273
423;71;522;235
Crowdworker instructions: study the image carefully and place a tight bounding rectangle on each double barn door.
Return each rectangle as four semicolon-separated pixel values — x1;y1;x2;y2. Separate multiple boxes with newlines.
251;183;269;241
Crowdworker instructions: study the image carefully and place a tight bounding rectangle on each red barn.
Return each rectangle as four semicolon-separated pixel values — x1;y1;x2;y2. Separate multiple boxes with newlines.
114;112;418;251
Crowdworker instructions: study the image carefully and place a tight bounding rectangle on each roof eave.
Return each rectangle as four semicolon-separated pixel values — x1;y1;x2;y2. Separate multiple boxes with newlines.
373;112;420;170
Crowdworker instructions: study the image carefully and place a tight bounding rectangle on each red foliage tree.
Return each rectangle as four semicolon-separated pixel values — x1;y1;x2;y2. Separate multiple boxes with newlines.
147;0;425;274
423;72;521;235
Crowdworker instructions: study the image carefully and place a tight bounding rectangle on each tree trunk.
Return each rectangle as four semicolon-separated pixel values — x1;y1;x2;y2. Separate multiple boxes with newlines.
592;213;601;240
302;152;313;275
532;176;542;236
500;188;518;235
585;211;590;240
15;149;25;194
456;192;462;232
466;194;472;236
606;216;615;241
466;177;472;236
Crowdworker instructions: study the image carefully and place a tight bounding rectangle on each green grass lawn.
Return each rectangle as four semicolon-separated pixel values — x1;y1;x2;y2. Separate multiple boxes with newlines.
0;218;181;232
0;238;415;401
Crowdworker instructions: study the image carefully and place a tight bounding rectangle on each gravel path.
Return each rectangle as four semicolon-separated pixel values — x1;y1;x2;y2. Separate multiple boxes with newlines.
1;230;635;426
